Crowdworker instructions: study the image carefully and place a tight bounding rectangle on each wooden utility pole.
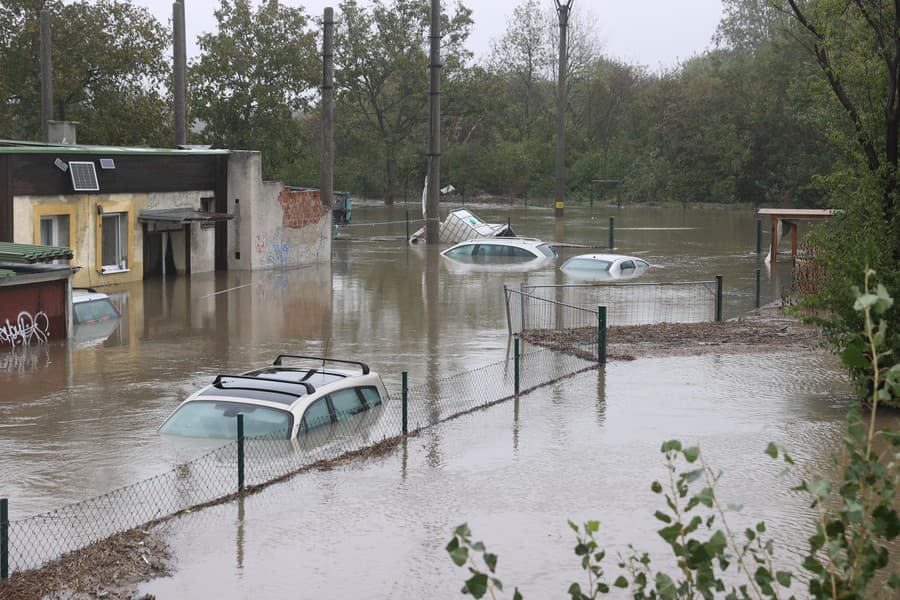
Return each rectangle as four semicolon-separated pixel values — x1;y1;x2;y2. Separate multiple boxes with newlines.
173;1;187;146
554;0;573;218
425;0;442;244
40;9;52;143
321;7;335;210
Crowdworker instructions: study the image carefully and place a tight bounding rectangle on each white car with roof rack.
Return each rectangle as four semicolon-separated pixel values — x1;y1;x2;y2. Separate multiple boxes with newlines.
158;355;388;440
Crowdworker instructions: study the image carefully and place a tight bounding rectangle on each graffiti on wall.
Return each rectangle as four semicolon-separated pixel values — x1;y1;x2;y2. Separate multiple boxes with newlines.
255;234;290;267
0;311;51;347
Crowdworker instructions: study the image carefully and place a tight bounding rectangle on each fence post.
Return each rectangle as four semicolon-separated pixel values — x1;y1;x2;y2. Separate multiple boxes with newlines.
756;218;762;254
598;306;607;364
715;275;723;322
1;498;8;580
755;268;761;309
514;337;520;395
406;210;409;241
608;217;615;249
402;371;408;435
236;414;245;492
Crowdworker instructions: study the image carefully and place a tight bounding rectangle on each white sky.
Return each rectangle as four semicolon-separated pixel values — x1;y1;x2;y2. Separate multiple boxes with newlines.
132;0;724;69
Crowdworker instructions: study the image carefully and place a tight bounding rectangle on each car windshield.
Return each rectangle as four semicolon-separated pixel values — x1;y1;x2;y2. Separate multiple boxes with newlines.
537;244;556;258
565;258;612;271
159;400;293;439
73;299;119;324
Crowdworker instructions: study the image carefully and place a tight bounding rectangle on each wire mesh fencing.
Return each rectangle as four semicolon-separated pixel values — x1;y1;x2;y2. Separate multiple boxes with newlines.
506;279;721;333
334;213;425;241
1;346;596;577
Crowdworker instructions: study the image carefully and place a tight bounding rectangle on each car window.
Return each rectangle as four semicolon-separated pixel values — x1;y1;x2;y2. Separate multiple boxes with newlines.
620;260;635;270
359;386;382;408
159;401;292;439
444;245;474;258
330;388;366;421
508;246;535;258
301;398;332;432
73;299;119;324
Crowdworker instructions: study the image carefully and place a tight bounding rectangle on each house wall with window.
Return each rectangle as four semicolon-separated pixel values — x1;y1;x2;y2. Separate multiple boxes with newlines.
13;193;143;288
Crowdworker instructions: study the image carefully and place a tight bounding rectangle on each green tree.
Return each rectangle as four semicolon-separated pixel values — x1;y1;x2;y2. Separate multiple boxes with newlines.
0;0;171;145
334;0;473;204
190;0;319;180
777;0;900;403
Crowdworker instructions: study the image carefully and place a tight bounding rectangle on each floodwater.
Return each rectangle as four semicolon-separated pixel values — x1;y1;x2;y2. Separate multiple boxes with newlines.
0;203;883;596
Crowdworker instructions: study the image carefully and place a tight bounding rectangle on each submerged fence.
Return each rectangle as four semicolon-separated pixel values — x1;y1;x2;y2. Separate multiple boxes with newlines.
0;346;596;577
505;278;722;336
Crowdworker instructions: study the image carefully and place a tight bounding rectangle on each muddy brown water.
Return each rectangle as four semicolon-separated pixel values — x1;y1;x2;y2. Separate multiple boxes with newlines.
1;204;890;597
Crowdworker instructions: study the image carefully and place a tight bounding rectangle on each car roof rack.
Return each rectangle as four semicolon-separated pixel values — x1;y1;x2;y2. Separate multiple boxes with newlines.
271;355;369;375
212;374;315;395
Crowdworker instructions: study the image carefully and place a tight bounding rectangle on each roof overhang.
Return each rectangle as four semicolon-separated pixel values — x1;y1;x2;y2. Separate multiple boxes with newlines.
139;208;234;232
0;242;74;263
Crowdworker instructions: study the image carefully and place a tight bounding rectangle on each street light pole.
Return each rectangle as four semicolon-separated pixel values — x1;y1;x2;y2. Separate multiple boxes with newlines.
426;0;442;244
554;0;572;219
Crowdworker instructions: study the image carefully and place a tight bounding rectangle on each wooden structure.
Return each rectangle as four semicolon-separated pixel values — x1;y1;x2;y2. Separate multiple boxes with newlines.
758;208;835;263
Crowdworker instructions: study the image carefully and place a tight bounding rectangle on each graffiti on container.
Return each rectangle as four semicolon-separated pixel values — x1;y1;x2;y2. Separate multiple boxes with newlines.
0;311;51;347
255;234;290;267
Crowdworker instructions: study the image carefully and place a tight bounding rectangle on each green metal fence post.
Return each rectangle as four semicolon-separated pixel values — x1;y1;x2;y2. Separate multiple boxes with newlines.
514;337;520;395
598;306;607;364
715;275;723;322
608;217;615;249
755;268;761;309
402;371;408;435
236;414;245;492
1;498;8;580
756;218;762;254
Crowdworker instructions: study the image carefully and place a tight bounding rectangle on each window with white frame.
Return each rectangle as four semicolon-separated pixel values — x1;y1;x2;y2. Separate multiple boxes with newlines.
39;215;70;248
101;212;128;272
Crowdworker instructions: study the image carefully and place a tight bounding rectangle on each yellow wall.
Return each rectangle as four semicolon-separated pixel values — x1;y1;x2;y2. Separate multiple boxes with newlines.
15;194;147;288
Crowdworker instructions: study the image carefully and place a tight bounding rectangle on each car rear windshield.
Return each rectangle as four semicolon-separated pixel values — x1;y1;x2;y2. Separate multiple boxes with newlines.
159;400;292;439
73;299;119;324
565;258;611;271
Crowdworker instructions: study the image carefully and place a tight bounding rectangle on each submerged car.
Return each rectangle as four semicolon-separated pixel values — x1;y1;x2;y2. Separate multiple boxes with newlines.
73;289;120;324
441;237;557;264
560;253;650;280
158;355;388;440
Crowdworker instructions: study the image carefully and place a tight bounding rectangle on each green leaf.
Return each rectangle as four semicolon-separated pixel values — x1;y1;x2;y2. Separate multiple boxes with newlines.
806;476;831;500
776;570;792;587
658;523;682;544
454;523;471;538
464;573;488;599
764;442;778;459
841;344;870;369
854;293;878;311
651;481;663;494
586;520;600;534
661;439;682;453
655;572;677;598
449;546;468;567
513;589;523;600
654;510;672;524
707;529;727;556
484;553;497;573
683;446;701;463
614;575;629;588
684;468;705;483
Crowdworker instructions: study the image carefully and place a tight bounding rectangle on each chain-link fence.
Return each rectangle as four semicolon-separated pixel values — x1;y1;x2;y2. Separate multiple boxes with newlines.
506;279;721;334
1;346;595;577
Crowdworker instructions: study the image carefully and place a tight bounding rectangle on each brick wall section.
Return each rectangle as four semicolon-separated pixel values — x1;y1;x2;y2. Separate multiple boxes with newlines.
277;188;329;229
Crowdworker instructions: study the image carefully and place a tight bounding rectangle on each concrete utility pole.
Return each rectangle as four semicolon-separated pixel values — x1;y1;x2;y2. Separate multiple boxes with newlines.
321;7;335;209
425;0;442;244
40;9;52;143
173;1;187;146
554;0;573;218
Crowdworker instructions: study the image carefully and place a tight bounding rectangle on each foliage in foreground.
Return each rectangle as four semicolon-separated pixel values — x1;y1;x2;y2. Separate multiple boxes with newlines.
448;270;900;599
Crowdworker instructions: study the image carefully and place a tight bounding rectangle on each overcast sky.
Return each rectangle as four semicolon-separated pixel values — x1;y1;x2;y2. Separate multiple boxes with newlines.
132;0;724;69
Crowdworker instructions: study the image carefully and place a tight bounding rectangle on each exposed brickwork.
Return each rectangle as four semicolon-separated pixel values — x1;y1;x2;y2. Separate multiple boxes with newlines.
277;189;328;229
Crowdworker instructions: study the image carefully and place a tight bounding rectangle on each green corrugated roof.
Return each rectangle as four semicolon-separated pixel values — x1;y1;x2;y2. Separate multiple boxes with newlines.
0;242;73;263
0;269;15;278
